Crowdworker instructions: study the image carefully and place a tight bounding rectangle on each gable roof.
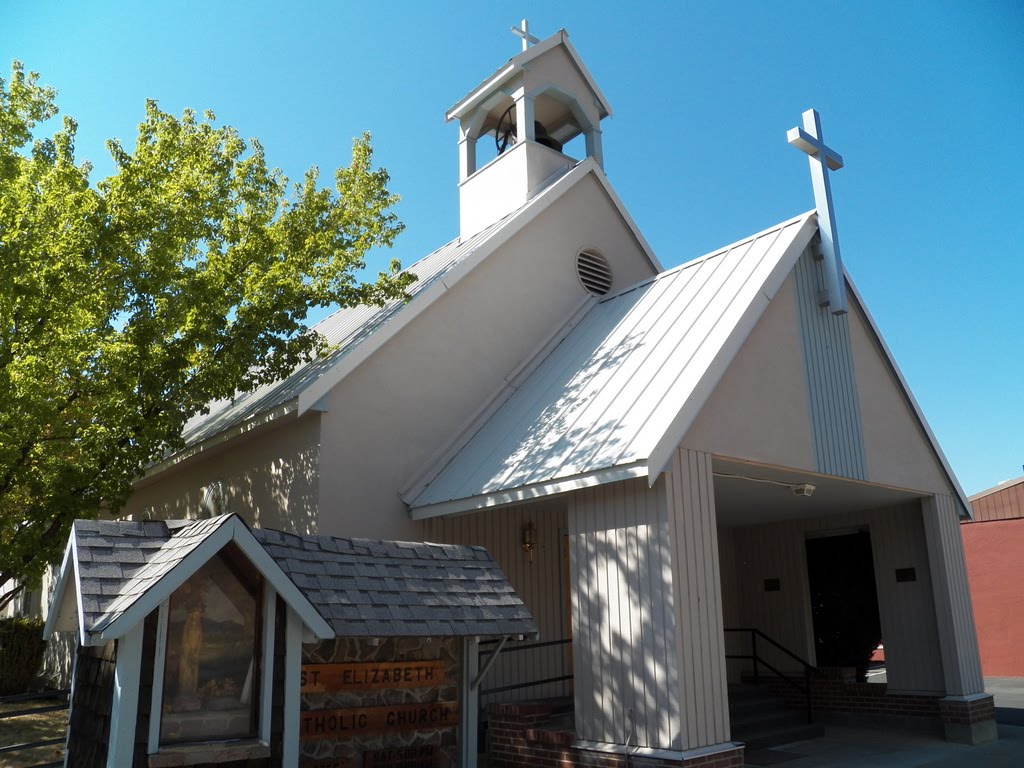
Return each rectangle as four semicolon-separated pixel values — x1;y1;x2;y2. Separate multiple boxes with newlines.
145;156;661;480
407;209;973;520
407;212;818;517
446;29;613;123
44;514;537;645
44;515;332;645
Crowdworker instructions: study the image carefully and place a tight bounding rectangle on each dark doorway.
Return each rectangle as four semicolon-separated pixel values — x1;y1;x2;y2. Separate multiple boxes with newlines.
805;531;882;682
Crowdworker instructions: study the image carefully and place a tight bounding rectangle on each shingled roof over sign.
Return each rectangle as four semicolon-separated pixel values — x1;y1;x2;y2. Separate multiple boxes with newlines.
44;514;537;645
251;528;537;638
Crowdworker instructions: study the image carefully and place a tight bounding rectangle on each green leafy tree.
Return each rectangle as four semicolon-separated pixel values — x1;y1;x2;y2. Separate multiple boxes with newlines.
0;62;414;607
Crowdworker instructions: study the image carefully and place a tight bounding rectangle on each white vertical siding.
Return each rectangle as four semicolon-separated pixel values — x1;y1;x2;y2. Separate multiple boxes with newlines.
666;448;731;750
793;247;866;480
866;506;945;693
568;478;681;750
716;525;745;684
727;503;946;693
922;494;985;695
421;499;571;702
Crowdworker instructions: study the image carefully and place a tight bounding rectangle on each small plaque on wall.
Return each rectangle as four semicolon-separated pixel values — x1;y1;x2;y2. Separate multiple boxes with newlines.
363;745;439;768
763;578;781;592
895;567;917;583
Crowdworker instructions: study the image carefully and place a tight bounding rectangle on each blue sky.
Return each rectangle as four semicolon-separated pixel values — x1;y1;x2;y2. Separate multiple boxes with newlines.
4;1;1021;495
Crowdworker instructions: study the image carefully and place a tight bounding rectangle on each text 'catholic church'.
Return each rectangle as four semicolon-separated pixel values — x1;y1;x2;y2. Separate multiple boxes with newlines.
45;22;996;768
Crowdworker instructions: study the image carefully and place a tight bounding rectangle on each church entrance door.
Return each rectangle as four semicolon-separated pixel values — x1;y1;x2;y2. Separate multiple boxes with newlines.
805;531;882;681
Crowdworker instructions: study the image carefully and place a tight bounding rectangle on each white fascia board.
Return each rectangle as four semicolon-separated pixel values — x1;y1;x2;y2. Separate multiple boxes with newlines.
94;516;332;643
41;536;76;641
409;462;648;520
560;34;613;119
94;519;236;643
139;400;299;484
445;32;565;122
646;213;819;481
590;167;662;273
400;293;597;504
445;31;613;123
223;519;334;640
297;158;602;416
844;276;973;519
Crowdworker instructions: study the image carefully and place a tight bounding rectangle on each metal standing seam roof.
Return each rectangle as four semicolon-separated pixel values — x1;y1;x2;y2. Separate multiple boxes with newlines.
178;218;510;448
409;212;818;515
58;515;536;641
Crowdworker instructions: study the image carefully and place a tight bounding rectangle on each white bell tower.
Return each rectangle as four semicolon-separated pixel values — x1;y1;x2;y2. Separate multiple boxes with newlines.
446;23;613;240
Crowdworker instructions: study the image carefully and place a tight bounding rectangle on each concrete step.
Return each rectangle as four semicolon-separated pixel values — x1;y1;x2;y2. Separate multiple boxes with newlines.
728;683;823;751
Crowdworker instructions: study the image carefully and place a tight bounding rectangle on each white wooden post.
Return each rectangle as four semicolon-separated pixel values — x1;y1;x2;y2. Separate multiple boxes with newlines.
459;132;477;182
107;623;144;768
585;127;604;169
513;88;535;143
147;601;170;753
282;606;303;768
458;638;480;767
260;587;277;743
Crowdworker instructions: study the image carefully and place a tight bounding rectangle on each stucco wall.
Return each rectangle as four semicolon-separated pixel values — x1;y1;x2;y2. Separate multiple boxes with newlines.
681;272;814;471
316;172;657;541
847;299;953;495
125;412;321;534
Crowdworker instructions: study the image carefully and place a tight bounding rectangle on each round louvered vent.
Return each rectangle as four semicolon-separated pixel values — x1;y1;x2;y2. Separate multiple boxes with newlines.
576;250;613;296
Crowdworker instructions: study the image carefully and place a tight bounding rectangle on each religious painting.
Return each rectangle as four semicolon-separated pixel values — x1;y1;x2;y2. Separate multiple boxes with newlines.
160;545;262;743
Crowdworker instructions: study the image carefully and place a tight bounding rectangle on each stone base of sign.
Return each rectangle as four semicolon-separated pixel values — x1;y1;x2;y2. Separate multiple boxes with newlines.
487;700;745;768
300;637;460;768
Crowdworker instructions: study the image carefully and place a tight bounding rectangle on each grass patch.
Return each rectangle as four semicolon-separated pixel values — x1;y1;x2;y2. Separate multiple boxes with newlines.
0;699;66;768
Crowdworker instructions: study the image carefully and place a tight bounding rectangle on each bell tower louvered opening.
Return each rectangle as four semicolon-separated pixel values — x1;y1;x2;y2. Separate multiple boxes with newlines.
577;250;613;296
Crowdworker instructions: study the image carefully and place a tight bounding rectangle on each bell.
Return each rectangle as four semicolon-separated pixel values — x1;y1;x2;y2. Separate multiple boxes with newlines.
534;121;563;153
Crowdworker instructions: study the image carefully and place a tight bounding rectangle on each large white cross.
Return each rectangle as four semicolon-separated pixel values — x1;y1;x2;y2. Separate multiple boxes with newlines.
788;108;847;315
511;18;540;52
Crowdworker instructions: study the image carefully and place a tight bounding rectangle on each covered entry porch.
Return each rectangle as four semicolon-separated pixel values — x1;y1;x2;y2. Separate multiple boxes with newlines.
423;449;995;766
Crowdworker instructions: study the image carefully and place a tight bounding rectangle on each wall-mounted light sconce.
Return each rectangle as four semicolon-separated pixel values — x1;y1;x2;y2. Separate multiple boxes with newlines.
522;522;537;563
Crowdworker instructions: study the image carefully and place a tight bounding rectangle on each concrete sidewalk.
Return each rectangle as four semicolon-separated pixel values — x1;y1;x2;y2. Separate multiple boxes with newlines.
988;676;1024;726
745;723;1024;767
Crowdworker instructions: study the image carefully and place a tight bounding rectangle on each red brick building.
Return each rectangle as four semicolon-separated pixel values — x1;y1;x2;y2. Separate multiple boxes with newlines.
962;476;1024;678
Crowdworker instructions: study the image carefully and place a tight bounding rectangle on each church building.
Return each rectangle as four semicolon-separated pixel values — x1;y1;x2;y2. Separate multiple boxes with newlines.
49;23;995;768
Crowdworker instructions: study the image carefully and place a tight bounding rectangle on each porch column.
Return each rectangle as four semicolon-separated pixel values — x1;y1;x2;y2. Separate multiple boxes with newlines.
567;479;683;751
922;494;996;744
665;448;731;750
567;448;736;759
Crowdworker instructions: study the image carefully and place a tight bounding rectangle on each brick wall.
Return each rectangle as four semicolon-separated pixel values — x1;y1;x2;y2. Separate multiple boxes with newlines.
762;675;941;721
487;701;744;768
960;518;1024;676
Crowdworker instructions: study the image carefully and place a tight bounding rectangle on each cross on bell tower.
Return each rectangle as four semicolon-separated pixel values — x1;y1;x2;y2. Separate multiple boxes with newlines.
510;19;540;52
788;108;848;315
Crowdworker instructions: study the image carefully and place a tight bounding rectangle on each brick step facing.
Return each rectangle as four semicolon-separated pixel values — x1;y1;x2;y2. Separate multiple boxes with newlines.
728;683;825;751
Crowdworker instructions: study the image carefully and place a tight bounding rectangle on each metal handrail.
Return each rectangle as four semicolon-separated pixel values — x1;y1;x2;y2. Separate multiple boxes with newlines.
724;627;815;724
477;637;574;700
